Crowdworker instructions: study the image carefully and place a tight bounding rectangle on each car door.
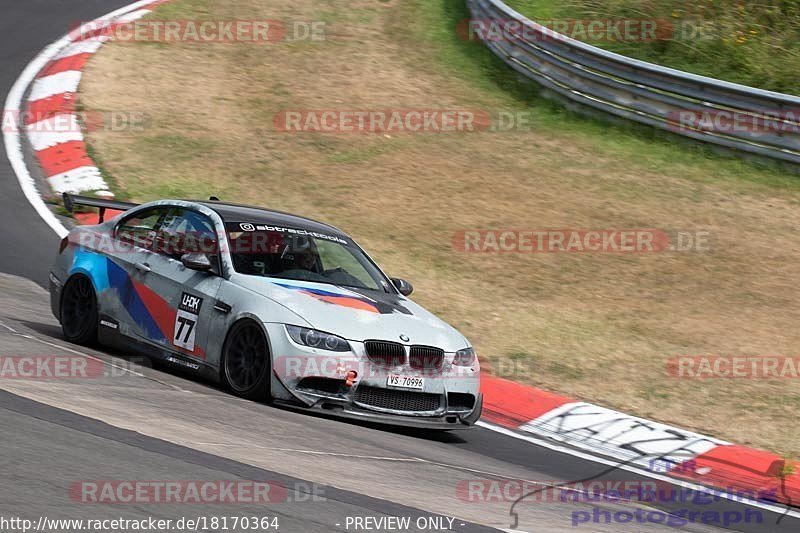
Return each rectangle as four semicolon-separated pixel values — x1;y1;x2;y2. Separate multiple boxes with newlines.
140;206;223;364
107;205;170;340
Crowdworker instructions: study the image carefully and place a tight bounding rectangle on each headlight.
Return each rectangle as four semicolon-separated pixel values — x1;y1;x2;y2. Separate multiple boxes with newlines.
286;325;350;352
453;347;476;366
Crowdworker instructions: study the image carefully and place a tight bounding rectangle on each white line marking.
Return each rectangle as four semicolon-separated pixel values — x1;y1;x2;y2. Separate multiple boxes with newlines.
477;421;800;519
48;166;106;193
53;38;107;60
3;0;157;239
26;114;83;151
28;71;82;102
115;8;154;23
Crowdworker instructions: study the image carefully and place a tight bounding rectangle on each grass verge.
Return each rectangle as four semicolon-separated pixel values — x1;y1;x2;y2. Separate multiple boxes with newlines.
506;0;800;94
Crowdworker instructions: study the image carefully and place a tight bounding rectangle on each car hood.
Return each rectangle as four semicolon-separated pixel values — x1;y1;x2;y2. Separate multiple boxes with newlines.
235;277;469;351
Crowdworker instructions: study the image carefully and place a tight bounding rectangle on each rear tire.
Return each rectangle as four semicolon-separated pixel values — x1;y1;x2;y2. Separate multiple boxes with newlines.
221;320;271;401
60;275;98;345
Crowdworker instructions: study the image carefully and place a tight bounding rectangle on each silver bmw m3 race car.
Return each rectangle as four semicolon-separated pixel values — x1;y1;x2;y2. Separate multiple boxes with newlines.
49;195;482;428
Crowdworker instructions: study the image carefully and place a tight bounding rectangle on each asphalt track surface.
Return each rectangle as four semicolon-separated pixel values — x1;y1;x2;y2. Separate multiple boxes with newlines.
0;2;798;532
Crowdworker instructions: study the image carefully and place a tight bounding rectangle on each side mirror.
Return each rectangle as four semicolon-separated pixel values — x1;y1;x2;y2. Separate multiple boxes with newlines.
181;252;213;272
391;277;414;296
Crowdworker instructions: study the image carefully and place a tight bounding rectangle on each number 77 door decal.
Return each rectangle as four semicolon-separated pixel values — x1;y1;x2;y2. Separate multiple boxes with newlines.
173;292;203;351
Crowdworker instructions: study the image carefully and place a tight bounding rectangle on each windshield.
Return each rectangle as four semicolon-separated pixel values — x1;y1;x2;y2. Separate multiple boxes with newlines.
226;224;389;292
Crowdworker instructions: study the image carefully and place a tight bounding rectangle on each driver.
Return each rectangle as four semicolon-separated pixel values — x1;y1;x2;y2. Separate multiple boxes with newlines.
293;249;317;271
281;235;319;273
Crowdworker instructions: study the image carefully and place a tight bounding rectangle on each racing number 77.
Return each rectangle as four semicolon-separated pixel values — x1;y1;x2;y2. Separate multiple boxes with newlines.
175;315;195;343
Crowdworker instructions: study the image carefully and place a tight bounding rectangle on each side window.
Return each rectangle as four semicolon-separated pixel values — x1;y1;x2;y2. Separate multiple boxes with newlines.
154;208;218;260
116;208;165;248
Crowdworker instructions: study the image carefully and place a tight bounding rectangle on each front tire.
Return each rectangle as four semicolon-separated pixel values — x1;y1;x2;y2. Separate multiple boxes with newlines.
221;320;271;401
60;275;98;345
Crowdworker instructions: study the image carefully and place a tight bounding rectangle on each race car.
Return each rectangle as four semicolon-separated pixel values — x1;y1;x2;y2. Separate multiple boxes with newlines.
50;194;482;428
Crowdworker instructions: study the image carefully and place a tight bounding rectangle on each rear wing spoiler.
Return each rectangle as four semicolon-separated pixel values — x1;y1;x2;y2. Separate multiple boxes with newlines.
62;193;139;223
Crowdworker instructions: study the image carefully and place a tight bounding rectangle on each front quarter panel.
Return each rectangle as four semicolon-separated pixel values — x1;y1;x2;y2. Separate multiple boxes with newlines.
205;274;313;370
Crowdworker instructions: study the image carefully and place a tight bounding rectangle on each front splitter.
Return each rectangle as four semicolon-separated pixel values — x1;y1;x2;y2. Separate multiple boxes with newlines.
273;393;483;430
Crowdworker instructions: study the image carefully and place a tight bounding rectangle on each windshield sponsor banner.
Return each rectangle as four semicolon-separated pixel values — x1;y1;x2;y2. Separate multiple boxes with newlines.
231;223;348;245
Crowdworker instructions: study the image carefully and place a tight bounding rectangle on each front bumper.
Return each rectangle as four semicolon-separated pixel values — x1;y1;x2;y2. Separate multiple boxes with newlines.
275;393;483;430
265;323;482;429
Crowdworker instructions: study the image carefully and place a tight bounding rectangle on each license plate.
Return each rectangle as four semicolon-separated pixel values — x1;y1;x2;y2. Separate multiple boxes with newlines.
386;375;424;390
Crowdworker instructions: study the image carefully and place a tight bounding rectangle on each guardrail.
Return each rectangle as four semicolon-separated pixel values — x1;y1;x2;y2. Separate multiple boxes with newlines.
467;0;800;165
